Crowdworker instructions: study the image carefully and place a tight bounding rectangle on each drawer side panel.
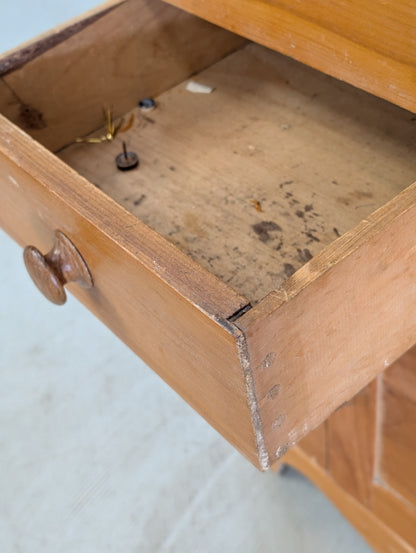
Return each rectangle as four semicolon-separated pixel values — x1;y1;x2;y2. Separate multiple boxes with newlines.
237;181;416;464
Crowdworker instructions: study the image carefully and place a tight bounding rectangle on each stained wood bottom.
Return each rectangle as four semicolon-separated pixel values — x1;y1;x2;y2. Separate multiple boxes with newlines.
59;43;416;303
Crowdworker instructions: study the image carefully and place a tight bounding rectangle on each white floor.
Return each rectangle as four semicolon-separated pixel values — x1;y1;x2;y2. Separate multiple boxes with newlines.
1;3;373;552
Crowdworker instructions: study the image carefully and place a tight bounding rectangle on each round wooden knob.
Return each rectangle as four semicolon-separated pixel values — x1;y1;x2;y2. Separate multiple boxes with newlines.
23;230;93;305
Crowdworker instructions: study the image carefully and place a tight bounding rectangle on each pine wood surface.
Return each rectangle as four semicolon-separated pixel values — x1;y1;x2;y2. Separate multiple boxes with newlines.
380;351;416;507
0;0;245;152
237;175;416;463
2;2;416;547
328;382;377;506
283;446;415;553
284;350;416;552
2;0;416;481
0;115;264;466
59;43;416;303
372;485;416;549
296;423;327;469
163;0;416;112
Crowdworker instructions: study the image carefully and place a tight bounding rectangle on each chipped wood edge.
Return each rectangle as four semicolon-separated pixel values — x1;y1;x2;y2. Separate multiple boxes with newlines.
230;321;269;471
0;1;127;76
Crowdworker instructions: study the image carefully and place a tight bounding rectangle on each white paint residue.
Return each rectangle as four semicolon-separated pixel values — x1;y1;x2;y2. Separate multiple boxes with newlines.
186;81;215;94
8;175;19;187
384;359;390;368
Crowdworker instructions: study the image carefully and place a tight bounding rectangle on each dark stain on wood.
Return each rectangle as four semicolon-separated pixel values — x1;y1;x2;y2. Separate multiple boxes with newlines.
297;248;313;263
275;239;284;251
284;263;296;278
252;221;282;242
354;190;373;200
279;180;294;189
304;231;321;243
19;103;46;129
133;194;146;206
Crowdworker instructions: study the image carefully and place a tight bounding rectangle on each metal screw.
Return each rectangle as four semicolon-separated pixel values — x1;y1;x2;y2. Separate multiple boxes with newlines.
138;98;156;111
115;142;139;171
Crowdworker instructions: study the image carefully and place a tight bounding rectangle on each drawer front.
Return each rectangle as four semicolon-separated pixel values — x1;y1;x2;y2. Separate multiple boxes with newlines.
0;116;260;465
164;0;416;112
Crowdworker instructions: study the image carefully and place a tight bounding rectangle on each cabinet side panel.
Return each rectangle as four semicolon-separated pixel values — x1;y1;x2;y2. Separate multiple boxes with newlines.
372;485;416;549
381;347;416;506
297;423;327;469
328;381;377;506
283;447;414;553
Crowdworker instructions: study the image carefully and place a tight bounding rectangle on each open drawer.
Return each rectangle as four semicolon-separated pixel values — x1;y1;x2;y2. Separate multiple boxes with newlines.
1;0;416;470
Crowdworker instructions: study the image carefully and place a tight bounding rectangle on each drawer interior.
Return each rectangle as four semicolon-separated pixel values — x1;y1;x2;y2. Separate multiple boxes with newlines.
59;45;416;303
2;1;416;305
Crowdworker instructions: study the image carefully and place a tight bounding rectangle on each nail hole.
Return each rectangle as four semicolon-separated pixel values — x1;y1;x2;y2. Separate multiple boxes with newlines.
267;384;281;400
272;413;286;430
261;352;276;370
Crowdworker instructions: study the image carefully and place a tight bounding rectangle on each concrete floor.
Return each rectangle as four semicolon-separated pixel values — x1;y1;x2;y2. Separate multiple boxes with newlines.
1;3;373;552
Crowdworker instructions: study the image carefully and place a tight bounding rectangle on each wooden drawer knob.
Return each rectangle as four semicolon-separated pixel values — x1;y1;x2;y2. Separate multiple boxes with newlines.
23;230;93;305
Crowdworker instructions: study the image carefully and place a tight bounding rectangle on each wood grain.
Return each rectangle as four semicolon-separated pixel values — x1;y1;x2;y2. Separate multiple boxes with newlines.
297;422;327;468
163;0;416;112
283;447;415;553
328;382;377;505
380;377;416;505
59;44;416;303
0;0;245;151
372;485;416;549
237;176;416;464
0;115;265;466
383;345;416;402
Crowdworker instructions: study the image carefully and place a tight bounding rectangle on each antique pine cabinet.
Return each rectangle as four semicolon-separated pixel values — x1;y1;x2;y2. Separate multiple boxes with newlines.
1;1;416;551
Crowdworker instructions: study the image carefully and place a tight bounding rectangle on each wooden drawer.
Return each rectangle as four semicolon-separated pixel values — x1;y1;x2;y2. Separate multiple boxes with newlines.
1;0;416;470
163;0;416;113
